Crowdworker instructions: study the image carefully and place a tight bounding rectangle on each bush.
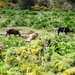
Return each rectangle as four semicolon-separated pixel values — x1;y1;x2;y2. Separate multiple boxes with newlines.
7;3;19;9
51;20;63;27
0;46;4;60
5;39;45;75
15;20;27;26
0;61;6;74
6;10;16;16
30;11;38;15
0;19;11;28
0;36;26;47
31;5;40;11
63;67;75;75
0;2;6;8
31;5;50;11
47;52;75;74
19;0;34;9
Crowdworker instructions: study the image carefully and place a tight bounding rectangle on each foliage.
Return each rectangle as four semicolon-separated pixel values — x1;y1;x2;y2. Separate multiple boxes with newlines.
0;29;75;75
5;39;45;75
6;3;19;9
0;9;75;32
19;0;35;9
38;0;49;7
0;36;26;47
67;0;75;2
8;0;18;4
0;19;11;28
31;5;50;11
0;2;6;8
0;9;75;75
0;61;7;74
0;46;4;60
63;67;75;75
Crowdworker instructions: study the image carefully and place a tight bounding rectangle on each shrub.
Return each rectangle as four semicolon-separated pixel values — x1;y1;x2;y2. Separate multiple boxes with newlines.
0;61;6;74
30;11;38;15
51;20;62;27
15;19;27;26
62;7;71;12
6;10;16;16
63;16;71;21
32;24;42;29
7;3;19;9
63;67;75;75
32;19;48;29
19;0;34;9
0;46;4;60
52;12;58;16
0;2;6;8
0;36;26;47
31;5;50;11
1;10;6;14
39;6;50;11
0;19;11;28
8;0;18;4
5;39;45;75
31;5;40;11
47;52;75;74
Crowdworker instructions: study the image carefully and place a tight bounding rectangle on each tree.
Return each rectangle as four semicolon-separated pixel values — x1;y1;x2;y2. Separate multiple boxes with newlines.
19;0;35;9
67;0;75;2
8;0;18;3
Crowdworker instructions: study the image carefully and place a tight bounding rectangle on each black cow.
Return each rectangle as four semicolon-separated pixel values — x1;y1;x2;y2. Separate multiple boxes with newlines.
58;27;70;35
6;29;21;36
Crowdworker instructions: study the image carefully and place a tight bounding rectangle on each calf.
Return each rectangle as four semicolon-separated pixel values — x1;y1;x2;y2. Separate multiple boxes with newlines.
58;27;70;35
6;29;21;36
26;33;38;41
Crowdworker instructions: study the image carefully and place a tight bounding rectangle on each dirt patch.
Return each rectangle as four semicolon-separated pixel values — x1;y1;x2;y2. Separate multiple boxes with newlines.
0;27;46;35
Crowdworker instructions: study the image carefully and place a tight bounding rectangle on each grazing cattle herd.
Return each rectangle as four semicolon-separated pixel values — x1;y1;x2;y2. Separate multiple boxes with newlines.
0;27;71;41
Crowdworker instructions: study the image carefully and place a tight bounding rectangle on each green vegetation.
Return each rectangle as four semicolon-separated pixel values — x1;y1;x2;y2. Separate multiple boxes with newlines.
0;9;75;32
0;32;75;75
0;8;75;75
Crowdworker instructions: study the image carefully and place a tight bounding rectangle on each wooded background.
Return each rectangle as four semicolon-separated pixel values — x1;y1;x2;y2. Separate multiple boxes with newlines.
0;0;75;10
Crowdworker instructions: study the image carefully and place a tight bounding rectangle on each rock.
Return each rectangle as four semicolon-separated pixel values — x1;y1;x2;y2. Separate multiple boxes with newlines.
62;2;73;10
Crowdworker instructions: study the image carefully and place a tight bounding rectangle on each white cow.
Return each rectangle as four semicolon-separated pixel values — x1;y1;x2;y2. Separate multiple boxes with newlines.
27;33;38;41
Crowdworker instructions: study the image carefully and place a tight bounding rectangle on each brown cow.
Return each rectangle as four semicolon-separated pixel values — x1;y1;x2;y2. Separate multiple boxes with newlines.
26;33;38;41
6;29;21;36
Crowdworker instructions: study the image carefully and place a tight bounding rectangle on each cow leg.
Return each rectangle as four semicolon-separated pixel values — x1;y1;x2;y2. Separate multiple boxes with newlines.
14;34;16;37
65;32;67;35
6;34;8;37
19;33;21;37
7;34;10;39
58;31;60;35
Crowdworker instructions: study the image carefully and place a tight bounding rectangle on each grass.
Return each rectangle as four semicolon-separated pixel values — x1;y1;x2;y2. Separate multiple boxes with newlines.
0;61;7;74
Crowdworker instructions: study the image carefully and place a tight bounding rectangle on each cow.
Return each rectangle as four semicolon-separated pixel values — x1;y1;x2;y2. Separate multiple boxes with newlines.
26;33;38;41
6;29;21;37
58;27;70;35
